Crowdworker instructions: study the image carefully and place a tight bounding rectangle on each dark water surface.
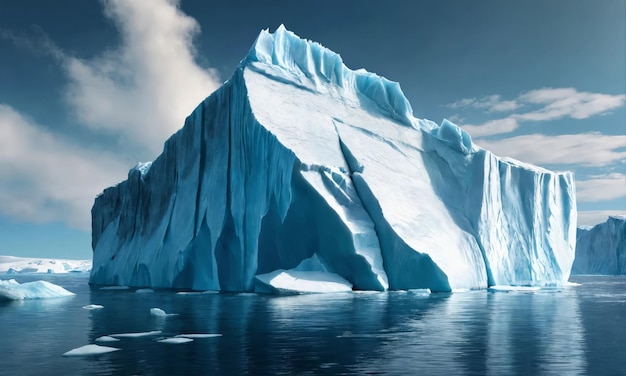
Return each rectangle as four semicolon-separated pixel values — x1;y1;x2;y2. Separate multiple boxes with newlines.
0;274;625;375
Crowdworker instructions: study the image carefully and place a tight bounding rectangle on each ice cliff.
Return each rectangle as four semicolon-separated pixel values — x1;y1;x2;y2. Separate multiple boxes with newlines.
571;216;626;275
90;26;577;292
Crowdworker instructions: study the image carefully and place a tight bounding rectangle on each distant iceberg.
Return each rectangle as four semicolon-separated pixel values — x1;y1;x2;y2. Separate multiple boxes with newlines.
0;279;75;300
572;215;626;275
90;26;576;293
0;255;91;274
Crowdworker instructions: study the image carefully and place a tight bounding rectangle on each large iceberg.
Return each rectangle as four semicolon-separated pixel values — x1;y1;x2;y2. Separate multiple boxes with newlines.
571;216;626;275
90;26;576;292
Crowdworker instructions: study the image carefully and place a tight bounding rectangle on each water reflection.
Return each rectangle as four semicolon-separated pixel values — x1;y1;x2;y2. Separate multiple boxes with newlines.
81;285;590;375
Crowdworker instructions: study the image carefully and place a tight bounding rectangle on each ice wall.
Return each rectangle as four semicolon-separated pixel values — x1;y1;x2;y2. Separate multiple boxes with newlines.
571;216;626;275
90;26;576;292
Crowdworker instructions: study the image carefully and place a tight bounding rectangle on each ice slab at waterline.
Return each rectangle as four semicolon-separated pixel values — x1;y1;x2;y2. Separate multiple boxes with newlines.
0;255;91;274
62;344;120;357
150;307;178;317
0;279;74;300
90;25;576;294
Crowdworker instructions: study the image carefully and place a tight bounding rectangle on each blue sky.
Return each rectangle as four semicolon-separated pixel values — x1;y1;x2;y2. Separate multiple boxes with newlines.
0;0;624;259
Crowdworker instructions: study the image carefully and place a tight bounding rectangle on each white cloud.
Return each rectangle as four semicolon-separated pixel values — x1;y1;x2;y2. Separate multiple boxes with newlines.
63;0;221;157
476;133;626;167
578;210;626;227
446;95;520;113
0;0;223;230
0;105;128;230
517;88;626;122
576;173;626;202
451;88;626;137
462;118;520;138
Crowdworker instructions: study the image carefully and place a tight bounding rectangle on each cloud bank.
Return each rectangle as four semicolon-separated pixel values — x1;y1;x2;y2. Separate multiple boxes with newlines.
452;88;626;137
0;0;221;230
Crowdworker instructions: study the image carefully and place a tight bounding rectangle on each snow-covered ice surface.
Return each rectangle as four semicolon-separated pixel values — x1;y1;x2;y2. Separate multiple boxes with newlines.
62;344;120;357
90;26;576;293
0;279;75;300
0;255;91;274
572;216;626;275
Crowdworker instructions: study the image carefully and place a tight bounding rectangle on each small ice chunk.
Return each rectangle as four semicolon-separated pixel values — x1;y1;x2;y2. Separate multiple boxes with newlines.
150;308;178;317
110;330;162;338
175;334;222;339
488;285;541;293
100;286;130;290
135;288;154;294
62;344;120;357
158;337;193;344
83;304;104;310
95;336;120;343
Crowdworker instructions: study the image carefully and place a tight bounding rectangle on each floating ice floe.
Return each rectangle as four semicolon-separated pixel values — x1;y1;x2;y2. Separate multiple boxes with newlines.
99;286;130;290
135;288;154;294
82;304;104;310
0;279;74;300
175;334;222;339
487;285;542;293
150;308;178;317
62;344;120;357
158;337;193;344
110;330;162;338
95;336;120;343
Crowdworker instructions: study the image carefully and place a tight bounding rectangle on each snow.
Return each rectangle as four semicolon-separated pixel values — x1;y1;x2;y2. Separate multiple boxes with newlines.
90;26;576;293
0;255;91;274
0;279;74;300
572;216;626;275
62;344;120;357
158;337;193;344
82;304;104;310
135;288;154;294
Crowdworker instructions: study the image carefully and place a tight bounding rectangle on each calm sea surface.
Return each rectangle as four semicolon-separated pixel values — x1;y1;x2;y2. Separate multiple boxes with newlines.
0;273;624;375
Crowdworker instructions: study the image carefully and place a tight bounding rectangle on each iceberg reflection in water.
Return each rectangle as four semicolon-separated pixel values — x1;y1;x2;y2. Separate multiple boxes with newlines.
2;274;626;375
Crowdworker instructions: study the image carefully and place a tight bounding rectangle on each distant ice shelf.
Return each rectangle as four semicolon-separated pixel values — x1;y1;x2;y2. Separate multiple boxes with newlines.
0;255;91;274
89;26;576;293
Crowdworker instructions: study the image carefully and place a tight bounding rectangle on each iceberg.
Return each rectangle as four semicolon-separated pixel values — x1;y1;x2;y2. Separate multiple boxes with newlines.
90;26;576;292
0;279;75;300
0;255;91;274
571;215;626;275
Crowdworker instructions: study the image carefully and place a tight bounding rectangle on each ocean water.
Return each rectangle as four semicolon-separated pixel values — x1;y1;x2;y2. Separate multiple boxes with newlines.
0;274;625;375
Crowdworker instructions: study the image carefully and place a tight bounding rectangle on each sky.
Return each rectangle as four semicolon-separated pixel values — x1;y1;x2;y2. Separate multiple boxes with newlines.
0;0;624;259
